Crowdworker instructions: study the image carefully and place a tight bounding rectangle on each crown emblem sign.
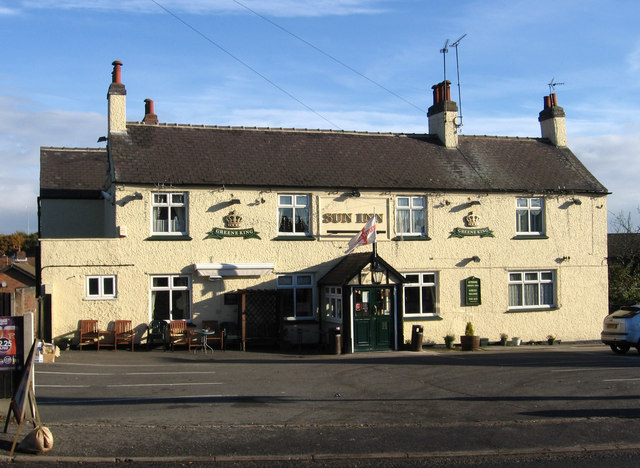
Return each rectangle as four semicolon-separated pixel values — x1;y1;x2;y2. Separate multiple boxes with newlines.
465;211;480;227
225;210;243;228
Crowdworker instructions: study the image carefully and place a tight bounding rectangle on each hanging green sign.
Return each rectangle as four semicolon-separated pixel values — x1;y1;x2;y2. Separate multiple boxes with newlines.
465;277;481;306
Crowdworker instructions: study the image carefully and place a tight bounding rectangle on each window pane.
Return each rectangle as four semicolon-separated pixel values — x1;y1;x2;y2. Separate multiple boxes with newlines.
103;277;114;296
516;210;528;232
170;207;186;232
524;284;539;305
405;274;419;283
412;197;425;208
297;275;312;286
412;209;426;234
278;276;293;286
423;274;435;284
295;195;308;206
397;197;409;207
509;273;522;282
516;198;528;207
509;284;522;306
154;194;167;204
296;289;313;317
88;278;100;296
152;291;170;320
525;273;538;281
171;290;189;320
422;286;435;313
279;207;293;232
295;207;309;233
278;289;294;316
397;210;410;233
530;210;542;232
171;194;184;204
541;283;554;305
154;207;169;232
173;276;188;288
530;198;542;208
279;195;292;205
404;286;420;314
541;272;553;281
153;277;169;288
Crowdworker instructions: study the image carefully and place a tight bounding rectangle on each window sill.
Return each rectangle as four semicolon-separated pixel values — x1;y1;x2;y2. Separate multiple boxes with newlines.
273;235;316;241
506;306;559;313
512;234;548;240
392;236;431;241
145;235;192;241
403;315;442;321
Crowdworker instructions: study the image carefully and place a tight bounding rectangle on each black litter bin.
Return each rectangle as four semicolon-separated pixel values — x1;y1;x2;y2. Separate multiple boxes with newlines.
411;324;423;351
330;327;342;355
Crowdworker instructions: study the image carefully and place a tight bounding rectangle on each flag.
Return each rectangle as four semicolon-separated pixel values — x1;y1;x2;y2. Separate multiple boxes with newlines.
345;215;377;254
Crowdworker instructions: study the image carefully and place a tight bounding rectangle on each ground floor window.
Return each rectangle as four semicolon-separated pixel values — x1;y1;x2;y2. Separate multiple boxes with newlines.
402;273;437;316
508;270;555;310
324;286;342;321
151;275;190;321
277;274;314;319
86;275;116;300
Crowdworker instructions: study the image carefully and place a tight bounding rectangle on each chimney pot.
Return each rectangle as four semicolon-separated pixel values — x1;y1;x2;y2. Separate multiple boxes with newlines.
550;93;558;107
543;95;551;109
112;60;123;84
142;98;158;124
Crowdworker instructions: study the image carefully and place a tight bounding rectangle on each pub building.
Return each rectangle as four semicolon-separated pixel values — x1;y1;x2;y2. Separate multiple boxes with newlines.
38;61;608;352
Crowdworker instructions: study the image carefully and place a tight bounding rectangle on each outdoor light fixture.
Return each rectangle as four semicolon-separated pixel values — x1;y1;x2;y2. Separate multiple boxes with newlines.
351;189;361;198
229;198;241;205
471;256;481;263
571;198;582;205
467;200;481;206
371;261;385;285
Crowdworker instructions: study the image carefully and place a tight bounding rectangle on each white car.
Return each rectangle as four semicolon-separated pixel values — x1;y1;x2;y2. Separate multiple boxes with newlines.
601;305;640;354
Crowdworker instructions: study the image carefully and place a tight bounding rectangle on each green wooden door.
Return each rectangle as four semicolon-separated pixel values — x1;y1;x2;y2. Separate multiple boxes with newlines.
353;287;394;351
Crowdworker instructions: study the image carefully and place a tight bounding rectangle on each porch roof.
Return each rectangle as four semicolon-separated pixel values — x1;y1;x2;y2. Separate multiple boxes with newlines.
318;252;405;286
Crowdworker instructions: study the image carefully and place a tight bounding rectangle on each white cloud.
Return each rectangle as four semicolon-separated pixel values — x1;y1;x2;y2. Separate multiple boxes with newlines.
18;0;386;17
0;95;105;234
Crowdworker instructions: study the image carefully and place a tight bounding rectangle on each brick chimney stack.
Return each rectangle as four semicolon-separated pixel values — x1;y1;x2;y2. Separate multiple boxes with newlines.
538;92;567;147
107;60;127;134
427;80;459;148
142;99;158;124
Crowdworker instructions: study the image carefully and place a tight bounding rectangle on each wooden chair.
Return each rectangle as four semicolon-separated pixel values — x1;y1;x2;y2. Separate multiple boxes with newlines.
147;320;169;350
114;320;134;351
169;320;202;351
78;320;99;350
202;321;224;350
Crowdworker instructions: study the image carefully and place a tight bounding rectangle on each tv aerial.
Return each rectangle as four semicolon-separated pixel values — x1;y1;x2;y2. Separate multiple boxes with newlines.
548;77;565;94
440;34;467;129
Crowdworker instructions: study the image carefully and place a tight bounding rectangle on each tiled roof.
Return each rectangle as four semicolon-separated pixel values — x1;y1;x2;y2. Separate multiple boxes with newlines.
106;124;607;194
40;148;108;195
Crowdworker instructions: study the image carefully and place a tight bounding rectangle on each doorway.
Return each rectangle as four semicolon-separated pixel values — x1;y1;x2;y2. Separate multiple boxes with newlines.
353;287;394;351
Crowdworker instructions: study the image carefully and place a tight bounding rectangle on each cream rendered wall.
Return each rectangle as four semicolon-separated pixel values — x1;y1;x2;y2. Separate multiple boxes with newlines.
40;185;608;345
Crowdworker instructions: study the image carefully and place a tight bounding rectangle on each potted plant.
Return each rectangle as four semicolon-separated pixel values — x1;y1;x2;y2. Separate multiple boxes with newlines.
547;334;556;345
444;334;455;349
460;322;480;351
499;333;508;346
512;336;521;346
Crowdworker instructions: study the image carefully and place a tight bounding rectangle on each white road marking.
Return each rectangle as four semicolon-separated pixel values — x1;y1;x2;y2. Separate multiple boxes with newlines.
107;382;223;387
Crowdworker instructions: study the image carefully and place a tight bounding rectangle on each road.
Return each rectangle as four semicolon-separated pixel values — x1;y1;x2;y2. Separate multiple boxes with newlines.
2;342;640;465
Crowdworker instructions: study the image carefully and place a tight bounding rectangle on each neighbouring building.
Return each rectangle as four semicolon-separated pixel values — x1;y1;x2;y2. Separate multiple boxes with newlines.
38;61;609;352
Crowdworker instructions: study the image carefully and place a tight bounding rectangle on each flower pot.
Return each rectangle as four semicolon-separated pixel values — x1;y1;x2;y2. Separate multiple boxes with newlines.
460;335;480;351
512;337;521;346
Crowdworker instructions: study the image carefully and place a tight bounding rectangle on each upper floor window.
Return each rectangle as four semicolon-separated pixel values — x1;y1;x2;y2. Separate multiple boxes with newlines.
516;197;544;235
150;275;190;321
278;194;310;235
397;196;426;236
153;192;187;235
86;275;116;300
508;270;555;310
277;274;314;319
403;273;437;316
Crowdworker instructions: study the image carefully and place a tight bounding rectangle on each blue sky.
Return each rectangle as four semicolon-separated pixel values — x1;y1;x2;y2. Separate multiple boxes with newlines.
1;0;639;234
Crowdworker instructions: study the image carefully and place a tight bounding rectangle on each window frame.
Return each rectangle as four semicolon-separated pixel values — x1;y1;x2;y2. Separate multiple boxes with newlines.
150;274;191;321
151;192;188;236
402;272;437;317
515;197;544;235
323;286;343;323
277;273;315;320
277;194;311;236
396;196;427;237
508;270;555;310
86;275;117;300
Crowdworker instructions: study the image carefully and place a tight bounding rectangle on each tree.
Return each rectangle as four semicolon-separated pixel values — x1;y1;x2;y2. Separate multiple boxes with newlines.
609;209;640;306
0;232;38;257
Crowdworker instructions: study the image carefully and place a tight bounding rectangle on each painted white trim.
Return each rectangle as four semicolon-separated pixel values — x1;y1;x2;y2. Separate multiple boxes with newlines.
194;263;275;278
